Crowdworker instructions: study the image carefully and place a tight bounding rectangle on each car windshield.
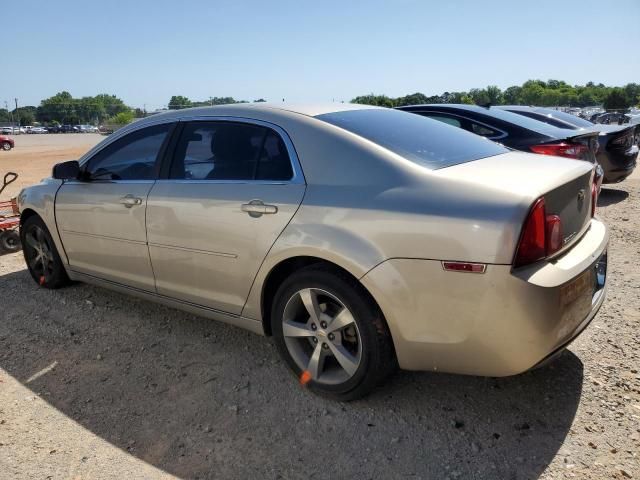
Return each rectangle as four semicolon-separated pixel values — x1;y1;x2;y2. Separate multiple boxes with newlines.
316;108;508;169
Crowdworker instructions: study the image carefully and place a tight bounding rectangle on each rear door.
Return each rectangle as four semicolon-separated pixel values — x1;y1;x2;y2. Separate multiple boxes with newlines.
55;122;173;291
146;119;305;314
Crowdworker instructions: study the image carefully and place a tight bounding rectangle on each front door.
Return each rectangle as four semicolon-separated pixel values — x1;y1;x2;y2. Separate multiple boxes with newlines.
146;120;305;314
55;122;173;291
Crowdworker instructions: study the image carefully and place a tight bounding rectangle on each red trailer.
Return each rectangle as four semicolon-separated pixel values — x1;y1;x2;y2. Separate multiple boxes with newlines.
0;172;21;253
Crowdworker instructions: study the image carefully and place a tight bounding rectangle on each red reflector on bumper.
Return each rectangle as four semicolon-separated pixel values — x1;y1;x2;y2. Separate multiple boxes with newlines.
442;262;487;273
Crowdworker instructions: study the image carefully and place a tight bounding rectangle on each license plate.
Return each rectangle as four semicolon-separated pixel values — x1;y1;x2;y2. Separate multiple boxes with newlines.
560;268;594;306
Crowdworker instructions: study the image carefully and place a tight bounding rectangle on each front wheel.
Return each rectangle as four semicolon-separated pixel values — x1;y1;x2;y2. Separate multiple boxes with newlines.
271;265;396;401
21;216;70;289
1;142;11;151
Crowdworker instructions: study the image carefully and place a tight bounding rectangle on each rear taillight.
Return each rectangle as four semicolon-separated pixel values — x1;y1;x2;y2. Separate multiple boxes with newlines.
591;181;597;217
513;198;564;268
530;142;588;159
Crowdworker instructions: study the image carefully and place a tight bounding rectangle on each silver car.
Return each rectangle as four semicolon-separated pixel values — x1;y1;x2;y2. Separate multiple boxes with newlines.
18;103;608;400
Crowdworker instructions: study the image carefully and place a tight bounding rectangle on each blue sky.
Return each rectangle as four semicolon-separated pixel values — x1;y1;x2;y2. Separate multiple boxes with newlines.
2;0;639;109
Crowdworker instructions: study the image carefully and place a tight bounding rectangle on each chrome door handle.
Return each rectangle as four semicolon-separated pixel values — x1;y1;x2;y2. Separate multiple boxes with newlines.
119;195;143;208
241;200;278;217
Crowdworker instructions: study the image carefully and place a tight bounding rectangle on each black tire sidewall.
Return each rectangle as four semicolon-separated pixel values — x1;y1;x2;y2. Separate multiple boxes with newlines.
271;267;392;400
21;216;69;289
0;230;21;252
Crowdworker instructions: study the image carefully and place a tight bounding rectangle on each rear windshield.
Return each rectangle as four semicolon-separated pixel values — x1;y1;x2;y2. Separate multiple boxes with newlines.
536;109;595;128
316;108;508;169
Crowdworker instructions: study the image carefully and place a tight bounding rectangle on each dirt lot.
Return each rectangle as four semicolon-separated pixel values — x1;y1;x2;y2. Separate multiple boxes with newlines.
0;135;638;479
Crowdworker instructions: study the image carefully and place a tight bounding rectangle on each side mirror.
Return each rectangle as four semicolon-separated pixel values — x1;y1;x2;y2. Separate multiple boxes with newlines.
52;160;81;180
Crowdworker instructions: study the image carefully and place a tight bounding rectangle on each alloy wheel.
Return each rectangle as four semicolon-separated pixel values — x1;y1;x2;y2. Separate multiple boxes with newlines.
282;288;362;385
24;225;55;284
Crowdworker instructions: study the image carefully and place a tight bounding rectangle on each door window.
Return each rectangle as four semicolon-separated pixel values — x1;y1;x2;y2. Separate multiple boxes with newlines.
85;123;172;180
169;121;293;181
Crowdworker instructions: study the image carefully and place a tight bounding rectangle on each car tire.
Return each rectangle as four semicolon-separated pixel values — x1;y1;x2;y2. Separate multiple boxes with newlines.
0;230;21;253
271;265;396;401
1;142;11;151
21;216;70;289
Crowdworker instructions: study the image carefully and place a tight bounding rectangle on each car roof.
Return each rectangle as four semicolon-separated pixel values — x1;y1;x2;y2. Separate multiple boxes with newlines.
146;102;380;122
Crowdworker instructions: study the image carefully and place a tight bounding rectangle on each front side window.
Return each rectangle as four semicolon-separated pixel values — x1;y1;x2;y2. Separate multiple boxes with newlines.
169;121;293;181
85;123;171;180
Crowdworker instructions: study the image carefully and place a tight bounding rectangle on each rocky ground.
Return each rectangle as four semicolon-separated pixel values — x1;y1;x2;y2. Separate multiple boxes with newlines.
0;136;638;479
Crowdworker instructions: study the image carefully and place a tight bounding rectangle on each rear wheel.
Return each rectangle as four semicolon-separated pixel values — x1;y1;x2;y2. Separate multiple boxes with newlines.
1;142;11;151
21;216;70;289
0;230;21;253
271;265;396;401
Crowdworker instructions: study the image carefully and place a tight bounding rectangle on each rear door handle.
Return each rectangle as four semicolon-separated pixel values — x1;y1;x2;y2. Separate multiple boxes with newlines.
241;200;278;217
119;195;143;208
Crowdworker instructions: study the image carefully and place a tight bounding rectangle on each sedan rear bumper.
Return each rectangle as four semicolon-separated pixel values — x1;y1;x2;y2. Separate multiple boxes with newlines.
600;145;638;183
360;219;609;376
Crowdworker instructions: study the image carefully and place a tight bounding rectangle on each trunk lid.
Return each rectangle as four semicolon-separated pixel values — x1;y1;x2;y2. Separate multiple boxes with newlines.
434;151;595;257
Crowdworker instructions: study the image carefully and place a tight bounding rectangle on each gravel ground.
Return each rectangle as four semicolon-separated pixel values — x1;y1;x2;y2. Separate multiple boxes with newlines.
0;138;638;479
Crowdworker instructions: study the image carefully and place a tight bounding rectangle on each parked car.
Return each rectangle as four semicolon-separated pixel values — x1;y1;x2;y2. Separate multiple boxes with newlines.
60;125;76;133
397;104;603;191
46;125;62;134
497;106;638;183
592;112;628;125
18;104;608;400
0;135;14;151
0;127;25;134
29;127;48;134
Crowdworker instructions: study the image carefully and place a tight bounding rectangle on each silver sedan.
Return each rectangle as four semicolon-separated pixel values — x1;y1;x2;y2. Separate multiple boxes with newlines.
17;103;608;400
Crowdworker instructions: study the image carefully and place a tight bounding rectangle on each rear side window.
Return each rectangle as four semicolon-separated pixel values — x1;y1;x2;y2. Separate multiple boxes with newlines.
316;108;507;169
470;122;502;138
170;121;293;181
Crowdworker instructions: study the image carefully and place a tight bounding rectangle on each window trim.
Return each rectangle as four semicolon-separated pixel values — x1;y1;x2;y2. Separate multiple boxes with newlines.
157;116;305;185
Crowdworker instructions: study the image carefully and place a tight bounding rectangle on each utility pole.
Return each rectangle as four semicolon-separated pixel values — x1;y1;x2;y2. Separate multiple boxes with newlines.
14;98;19;127
209;97;213;106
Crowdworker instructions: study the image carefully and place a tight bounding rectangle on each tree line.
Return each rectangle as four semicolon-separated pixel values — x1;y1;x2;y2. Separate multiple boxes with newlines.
0;91;132;126
352;80;640;110
1;80;637;127
167;95;266;109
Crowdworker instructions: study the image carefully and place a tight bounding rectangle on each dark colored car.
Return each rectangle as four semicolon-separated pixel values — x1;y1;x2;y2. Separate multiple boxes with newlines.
60;125;76;133
46;125;62;134
591;112;629;125
496;106;638;184
397;104;601;165
0;135;14;151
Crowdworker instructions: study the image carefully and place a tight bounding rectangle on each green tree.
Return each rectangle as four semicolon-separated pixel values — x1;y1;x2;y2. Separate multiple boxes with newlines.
485;85;503;105
503;86;522;104
110;110;135;125
14;106;37;125
168;96;193;109
38;91;76;124
603;88;629;110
